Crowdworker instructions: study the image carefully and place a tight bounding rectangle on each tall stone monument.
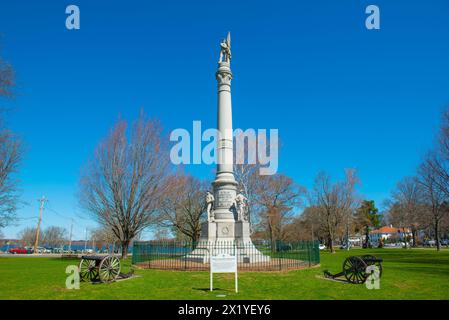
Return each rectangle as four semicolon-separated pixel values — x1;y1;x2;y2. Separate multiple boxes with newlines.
186;33;269;263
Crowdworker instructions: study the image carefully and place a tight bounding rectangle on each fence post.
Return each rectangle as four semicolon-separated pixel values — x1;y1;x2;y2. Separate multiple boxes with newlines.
184;241;188;271
148;242;151;269
278;241;282;271
307;241;312;267
131;242;136;265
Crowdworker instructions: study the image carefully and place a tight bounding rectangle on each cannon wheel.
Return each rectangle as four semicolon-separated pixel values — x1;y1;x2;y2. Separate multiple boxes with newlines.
79;258;98;282
98;256;121;283
343;256;368;284
362;255;383;278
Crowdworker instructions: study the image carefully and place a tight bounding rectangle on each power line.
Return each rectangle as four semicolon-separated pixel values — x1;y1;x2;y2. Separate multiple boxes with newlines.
16;216;38;221
69;218;73;251
46;203;72;220
33;202;97;240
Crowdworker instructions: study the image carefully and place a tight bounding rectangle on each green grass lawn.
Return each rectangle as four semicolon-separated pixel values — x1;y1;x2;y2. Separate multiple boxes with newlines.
1;248;448;300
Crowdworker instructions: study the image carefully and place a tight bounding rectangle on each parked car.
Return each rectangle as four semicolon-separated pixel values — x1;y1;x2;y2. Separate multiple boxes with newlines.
319;244;326;250
340;243;352;250
424;240;436;247
8;247;30;254
35;247;52;254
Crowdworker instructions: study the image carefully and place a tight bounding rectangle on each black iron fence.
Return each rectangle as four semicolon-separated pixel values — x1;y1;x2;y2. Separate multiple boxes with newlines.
132;240;320;271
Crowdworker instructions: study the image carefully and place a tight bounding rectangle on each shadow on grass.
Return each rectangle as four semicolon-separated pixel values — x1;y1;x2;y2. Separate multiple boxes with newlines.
193;287;228;292
329;249;449;278
316;275;354;284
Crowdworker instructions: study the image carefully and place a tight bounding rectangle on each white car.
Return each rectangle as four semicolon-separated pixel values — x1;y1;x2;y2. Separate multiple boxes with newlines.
319;244;326;250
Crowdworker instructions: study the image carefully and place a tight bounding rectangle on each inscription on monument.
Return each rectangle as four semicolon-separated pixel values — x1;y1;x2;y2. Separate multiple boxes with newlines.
216;190;234;207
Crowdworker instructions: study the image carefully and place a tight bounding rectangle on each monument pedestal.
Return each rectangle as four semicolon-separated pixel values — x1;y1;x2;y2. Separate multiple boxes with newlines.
185;220;270;264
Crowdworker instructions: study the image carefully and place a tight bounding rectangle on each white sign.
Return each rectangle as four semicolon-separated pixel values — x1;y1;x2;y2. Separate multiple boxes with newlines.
210;254;238;293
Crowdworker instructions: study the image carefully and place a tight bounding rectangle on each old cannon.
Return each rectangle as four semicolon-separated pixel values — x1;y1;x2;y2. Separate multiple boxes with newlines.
79;255;121;283
324;255;383;284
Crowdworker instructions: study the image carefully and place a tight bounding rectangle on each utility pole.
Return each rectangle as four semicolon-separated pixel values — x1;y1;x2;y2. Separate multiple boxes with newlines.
33;196;47;255
68;219;73;253
84;228;87;252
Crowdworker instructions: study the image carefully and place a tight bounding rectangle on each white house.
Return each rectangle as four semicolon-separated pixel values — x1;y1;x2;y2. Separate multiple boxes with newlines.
370;225;412;243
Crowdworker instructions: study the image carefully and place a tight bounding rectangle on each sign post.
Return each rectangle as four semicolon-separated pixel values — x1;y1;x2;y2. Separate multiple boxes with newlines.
210;253;238;293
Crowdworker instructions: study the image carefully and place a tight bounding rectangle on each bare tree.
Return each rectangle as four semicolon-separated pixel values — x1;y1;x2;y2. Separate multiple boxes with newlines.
0;51;21;228
153;228;171;240
233;130;265;227
307;169;359;253
234;163;260;227
159;173;208;243
417;157;448;251
79;113;169;258
0;125;21;228
0;53;14;97
282;206;323;241
42;226;67;247
18;227;39;246
253;174;304;245
91;226;119;252
421;108;449;198
387;176;424;247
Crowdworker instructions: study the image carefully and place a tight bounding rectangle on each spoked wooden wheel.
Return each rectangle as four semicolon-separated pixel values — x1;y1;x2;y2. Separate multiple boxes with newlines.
79;259;98;282
362;255;383;278
343;256;368;284
98;256;121;283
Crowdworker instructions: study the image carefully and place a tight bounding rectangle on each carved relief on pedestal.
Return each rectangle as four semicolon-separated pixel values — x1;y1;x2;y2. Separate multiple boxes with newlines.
221;226;230;235
205;191;215;222
235;192;249;222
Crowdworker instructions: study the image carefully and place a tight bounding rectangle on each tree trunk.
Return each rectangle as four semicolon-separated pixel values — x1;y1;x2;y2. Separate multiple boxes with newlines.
328;235;334;253
435;219;440;252
121;240;130;259
411;228;417;247
327;219;335;253
402;227;408;249
189;233;200;247
364;226;370;248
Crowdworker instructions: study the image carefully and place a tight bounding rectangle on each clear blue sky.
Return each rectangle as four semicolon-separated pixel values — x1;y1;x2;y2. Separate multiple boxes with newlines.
1;0;448;239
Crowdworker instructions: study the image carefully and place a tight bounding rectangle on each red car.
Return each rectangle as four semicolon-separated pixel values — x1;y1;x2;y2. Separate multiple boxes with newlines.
8;247;30;254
